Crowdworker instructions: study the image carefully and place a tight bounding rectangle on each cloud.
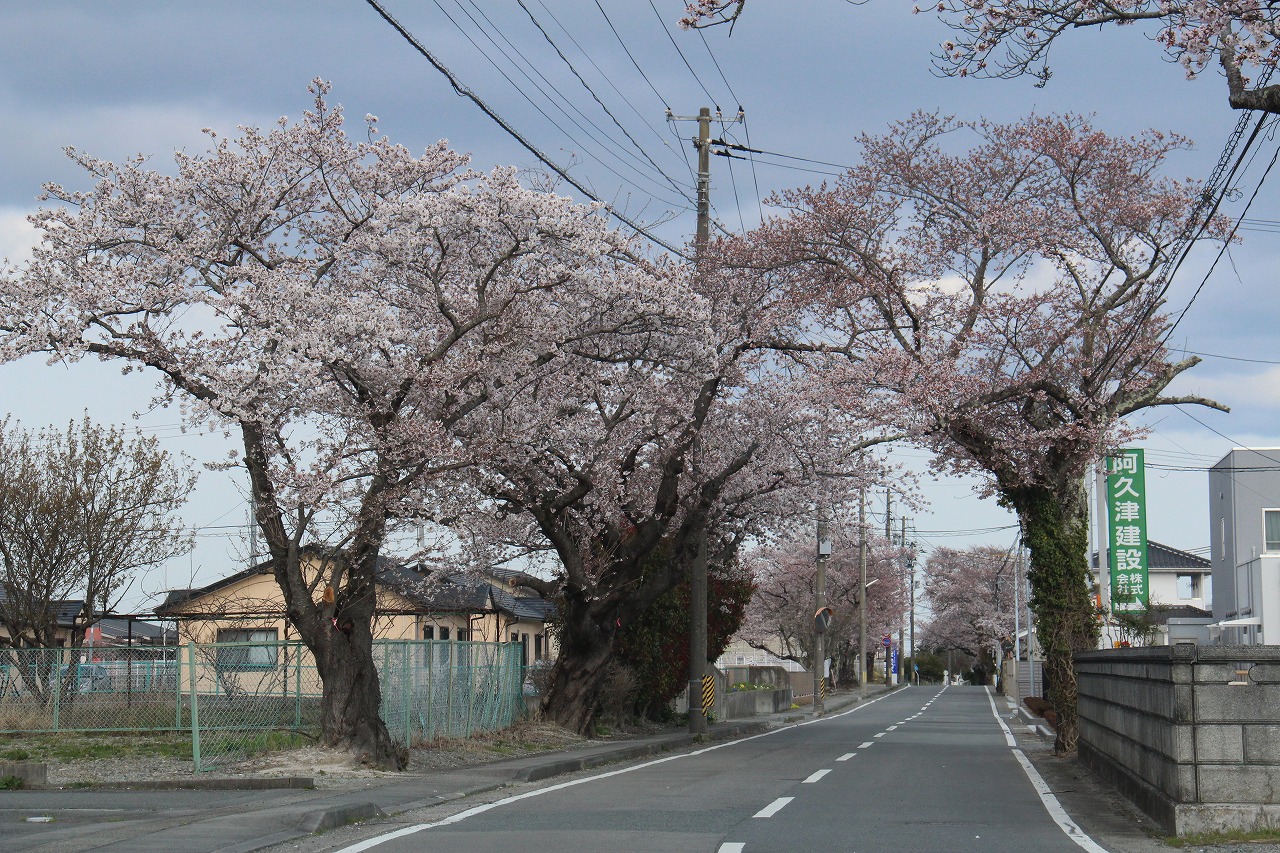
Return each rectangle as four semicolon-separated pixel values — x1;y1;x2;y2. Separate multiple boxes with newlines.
0;208;36;265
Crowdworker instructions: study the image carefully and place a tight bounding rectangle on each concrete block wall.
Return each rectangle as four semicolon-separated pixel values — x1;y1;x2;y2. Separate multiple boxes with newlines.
1076;644;1280;835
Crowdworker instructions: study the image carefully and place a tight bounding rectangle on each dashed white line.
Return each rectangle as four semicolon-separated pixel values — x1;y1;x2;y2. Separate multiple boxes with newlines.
837;752;856;761
754;797;794;818
718;845;745;853
858;741;874;748
873;732;886;738
803;769;832;783
887;725;898;730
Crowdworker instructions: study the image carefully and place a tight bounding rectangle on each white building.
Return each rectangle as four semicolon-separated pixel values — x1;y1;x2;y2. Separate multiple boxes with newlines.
1209;448;1280;644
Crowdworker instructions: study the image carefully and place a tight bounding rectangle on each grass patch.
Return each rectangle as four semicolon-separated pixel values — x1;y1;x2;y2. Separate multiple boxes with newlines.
0;775;22;790
0;732;193;763
1166;828;1280;848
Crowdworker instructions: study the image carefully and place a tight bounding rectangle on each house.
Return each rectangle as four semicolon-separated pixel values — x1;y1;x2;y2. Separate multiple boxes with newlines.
1091;540;1213;645
0;589;85;647
155;552;556;666
83;617;177;648
1208;448;1280;644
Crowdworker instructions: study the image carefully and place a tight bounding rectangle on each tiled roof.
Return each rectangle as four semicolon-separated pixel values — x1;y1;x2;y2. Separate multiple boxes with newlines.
0;589;84;628
1092;540;1211;571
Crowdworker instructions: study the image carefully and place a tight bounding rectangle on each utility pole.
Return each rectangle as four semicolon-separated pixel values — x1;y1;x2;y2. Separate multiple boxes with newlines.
898;517;906;687
1094;460;1112;648
668;105;724;736
814;519;831;716
859;488;868;699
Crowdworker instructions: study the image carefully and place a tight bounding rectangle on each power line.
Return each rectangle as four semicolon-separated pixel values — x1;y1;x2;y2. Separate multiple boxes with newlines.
362;0;689;258
515;0;695;203
433;0;693;209
648;0;718;107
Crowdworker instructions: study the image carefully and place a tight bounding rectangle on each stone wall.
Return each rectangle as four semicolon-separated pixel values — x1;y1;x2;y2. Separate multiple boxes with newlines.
1076;644;1280;835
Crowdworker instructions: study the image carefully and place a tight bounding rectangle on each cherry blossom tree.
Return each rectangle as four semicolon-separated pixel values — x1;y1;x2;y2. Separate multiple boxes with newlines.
449;247;896;733
924;1;1280;113
921;545;1019;678
741;526;909;687
759;112;1227;753
0;82;664;766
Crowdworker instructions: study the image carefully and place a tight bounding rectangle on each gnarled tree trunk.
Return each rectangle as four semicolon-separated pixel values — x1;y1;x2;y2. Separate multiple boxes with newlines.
539;589;618;734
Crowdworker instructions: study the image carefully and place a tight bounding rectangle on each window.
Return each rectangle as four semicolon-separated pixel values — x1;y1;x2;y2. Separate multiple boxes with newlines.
1266;510;1280;552
1176;575;1199;600
423;625;435;640
215;628;278;670
534;633;544;660
456;627;470;642
439;627;450;641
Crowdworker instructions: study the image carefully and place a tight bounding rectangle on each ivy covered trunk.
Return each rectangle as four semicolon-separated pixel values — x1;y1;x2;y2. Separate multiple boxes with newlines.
1005;482;1099;755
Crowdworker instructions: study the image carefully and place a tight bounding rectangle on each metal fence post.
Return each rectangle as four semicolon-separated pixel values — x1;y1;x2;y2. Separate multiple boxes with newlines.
187;641;202;771
426;640;435;739
465;642;476;738
401;641;411;747
175;646;183;731
50;650;61;732
446;639;455;739
294;642;302;728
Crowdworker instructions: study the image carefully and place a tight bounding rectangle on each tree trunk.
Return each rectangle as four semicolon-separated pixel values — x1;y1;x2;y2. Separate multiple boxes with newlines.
1008;483;1099;755
539;591;616;735
311;620;403;768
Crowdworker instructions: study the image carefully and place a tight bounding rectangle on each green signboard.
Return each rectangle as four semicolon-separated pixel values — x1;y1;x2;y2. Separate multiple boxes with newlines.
1106;448;1149;612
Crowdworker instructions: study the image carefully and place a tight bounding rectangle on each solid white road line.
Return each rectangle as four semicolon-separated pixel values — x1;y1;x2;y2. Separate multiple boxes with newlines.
718;844;745;853
837;752;856;761
334;688;903;852
983;688;1110;853
803;769;832;783
754;797;794;818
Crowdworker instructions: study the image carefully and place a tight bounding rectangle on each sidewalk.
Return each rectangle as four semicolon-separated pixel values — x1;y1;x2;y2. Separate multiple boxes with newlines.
1;686;889;853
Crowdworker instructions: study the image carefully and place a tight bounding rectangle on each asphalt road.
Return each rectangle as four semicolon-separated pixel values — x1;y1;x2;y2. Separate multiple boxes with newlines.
324;685;1105;853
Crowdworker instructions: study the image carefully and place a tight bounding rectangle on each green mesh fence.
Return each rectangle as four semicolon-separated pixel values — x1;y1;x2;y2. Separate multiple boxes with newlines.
0;639;525;770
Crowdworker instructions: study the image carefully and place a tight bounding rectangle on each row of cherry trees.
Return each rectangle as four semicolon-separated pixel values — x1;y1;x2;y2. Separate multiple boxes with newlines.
0;79;1227;760
0;84;895;765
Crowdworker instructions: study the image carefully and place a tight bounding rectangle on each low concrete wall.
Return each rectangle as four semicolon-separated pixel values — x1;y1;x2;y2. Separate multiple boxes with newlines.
723;687;793;719
1076;644;1280;835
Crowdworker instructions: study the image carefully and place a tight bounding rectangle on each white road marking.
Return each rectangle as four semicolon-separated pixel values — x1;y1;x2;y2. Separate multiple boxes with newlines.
718;845;745;853
803;769;832;783
873;732;885;738
887;725;898;730
982;688;1111;853
334;689;901;851
858;741;874;748
837;752;856;761
754;797;794;818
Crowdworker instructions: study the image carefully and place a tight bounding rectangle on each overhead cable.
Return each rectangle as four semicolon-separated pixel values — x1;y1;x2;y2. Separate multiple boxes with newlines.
362;0;689;258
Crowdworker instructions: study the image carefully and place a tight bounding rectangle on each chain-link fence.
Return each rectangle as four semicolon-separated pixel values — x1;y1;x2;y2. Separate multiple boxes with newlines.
0;639;525;770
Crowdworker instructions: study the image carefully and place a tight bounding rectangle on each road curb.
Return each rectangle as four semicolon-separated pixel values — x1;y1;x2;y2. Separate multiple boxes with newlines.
65;776;315;791
297;801;385;833
514;722;768;782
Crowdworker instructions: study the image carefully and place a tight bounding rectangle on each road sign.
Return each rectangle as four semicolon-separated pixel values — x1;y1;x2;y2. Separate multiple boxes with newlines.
814;606;833;633
882;634;891;648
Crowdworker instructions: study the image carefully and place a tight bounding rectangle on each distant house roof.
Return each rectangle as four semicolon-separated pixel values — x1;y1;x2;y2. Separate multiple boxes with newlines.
0;589;85;629
156;550;555;623
90;617;175;643
1151;604;1212;624
1092;540;1211;572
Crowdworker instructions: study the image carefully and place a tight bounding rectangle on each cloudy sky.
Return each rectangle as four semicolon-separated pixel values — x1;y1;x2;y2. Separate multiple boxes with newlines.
1;1;1275;608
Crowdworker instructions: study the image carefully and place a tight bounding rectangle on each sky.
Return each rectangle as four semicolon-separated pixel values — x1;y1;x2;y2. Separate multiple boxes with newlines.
1;1;1276;611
